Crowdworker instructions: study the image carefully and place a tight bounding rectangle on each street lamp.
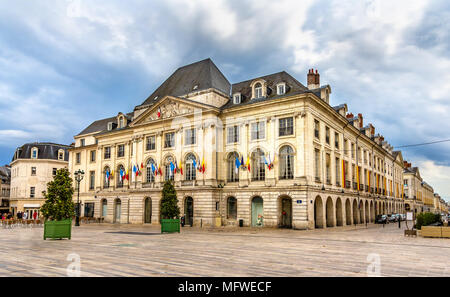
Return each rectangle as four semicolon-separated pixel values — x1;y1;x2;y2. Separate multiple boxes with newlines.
74;169;85;226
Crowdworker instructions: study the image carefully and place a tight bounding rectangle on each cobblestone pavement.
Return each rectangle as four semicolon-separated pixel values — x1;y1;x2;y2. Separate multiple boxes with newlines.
0;222;449;277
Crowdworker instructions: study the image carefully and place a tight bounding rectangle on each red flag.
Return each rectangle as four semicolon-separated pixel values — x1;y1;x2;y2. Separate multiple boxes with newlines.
157;107;161;118
141;162;143;169
158;166;162;176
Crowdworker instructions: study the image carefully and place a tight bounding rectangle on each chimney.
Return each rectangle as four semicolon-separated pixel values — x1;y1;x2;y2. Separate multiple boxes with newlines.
307;69;320;90
358;113;363;128
370;124;375;137
346;112;354;119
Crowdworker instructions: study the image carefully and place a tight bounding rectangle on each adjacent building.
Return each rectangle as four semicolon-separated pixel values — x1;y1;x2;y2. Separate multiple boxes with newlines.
70;58;410;229
9;142;70;218
0;165;10;214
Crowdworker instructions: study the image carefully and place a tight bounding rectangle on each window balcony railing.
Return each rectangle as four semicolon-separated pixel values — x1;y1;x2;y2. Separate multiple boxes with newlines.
352;182;357;190
345;180;351;188
326;178;331;185
315;176;321;183
365;185;369;192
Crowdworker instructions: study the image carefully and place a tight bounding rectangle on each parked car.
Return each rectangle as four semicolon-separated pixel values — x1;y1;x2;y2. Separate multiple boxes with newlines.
376;215;387;224
388;214;397;222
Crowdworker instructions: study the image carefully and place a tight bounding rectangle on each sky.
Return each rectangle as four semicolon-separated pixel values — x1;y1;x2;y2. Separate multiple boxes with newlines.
0;0;449;201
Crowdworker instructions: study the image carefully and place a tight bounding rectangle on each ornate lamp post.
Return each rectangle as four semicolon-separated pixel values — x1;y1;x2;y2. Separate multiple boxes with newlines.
74;169;85;227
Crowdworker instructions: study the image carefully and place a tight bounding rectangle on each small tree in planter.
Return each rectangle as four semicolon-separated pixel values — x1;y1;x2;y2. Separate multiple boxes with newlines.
160;181;180;233
41;168;75;240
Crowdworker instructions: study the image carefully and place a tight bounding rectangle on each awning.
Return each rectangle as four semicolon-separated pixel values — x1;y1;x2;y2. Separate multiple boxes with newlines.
24;204;41;208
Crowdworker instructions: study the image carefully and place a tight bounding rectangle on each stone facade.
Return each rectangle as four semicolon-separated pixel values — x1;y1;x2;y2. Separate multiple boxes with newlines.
9;143;70;218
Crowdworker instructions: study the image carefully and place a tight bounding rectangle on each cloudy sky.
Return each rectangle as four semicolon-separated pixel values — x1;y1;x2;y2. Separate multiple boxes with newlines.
0;0;449;201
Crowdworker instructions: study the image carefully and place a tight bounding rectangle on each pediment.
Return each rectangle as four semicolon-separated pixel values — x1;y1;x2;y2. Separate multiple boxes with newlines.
131;96;215;126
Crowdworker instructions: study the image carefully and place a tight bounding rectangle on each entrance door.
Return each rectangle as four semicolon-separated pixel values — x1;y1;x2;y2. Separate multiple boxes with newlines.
280;197;292;228
184;197;193;226
251;197;264;227
144;198;152;224
114;199;121;223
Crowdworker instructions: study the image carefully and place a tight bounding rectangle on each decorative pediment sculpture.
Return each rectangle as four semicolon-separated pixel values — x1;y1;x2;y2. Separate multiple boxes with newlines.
146;100;195;122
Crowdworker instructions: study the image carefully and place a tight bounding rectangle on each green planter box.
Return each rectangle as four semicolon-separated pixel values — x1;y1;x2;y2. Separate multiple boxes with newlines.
44;219;72;240
161;219;180;233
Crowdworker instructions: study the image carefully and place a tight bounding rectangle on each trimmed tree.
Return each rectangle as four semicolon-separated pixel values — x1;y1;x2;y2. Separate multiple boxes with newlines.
160;180;180;219
40;168;75;221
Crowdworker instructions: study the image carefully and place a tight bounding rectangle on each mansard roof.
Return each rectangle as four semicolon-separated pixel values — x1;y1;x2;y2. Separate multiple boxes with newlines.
223;71;308;109
11;142;70;162
77;112;134;136
138;58;231;107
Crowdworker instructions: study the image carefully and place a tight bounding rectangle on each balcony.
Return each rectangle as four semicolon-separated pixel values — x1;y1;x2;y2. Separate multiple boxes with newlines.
336;182;341;187
315;176;321;183
352;182;357;190
345;180;351;188
365;185;369;192
326;178;331;185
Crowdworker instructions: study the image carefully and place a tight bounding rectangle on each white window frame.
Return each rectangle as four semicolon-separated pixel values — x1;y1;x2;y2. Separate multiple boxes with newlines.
251;121;266;141
277;83;286;95
227;126;240;144
185;128;196;146
233;93;241;104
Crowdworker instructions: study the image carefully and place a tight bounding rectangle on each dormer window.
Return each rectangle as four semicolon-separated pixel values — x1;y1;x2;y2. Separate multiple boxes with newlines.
118;116;125;128
254;83;263;98
31;147;38;159
233;93;241;104
107;122;113;131
277;83;286;95
58;149;65;161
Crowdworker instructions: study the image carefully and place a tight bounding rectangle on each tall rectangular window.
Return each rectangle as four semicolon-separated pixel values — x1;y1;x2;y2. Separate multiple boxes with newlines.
164;132;175;148
80;139;85;147
89;171;95;190
325;127;330;144
52;168;57;176
76;153;81;164
185;128;196;145
314;149;320;182
90;150;96;162
31;167;36;176
251;121;265;140
146;136;156;151
335;132;339;149
30;187;35;198
326;153;331;184
314;120;320;139
117;145;125;157
279;117;293;136
227;126;240;144
104;147;111;159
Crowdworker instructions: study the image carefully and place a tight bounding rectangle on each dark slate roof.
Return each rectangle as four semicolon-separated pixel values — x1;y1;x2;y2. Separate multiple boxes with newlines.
222;71;308;110
77;113;133;136
0;166;10;183
12;143;70;162
138;58;231;107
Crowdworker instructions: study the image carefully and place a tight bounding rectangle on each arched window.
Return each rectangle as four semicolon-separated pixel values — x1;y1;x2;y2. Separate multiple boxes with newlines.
227;197;237;219
117;165;125;188
146;158;156;183
185;153;196;181
164;156;174;181
251;149;265;181
254;82;263;98
279;145;294;180
104;166;111;188
227;152;239;182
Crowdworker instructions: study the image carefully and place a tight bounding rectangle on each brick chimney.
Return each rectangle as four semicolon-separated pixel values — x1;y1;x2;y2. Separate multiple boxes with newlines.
358;113;363;128
346;112;354;119
403;161;411;168
307;69;320;90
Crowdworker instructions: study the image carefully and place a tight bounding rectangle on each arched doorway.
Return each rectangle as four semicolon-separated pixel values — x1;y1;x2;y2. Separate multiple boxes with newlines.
113;198;121;223
345;199;352;225
144;197;152;224
326;197;334;227
336;198;343;226
184;197;194;226
353;200;359;224
314;196;324;228
370;201;374;222
251;196;264;227
279;196;292;228
101;199;107;218
359;201;364;223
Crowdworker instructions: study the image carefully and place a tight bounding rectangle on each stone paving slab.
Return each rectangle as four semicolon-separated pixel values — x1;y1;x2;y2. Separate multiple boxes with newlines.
0;223;449;277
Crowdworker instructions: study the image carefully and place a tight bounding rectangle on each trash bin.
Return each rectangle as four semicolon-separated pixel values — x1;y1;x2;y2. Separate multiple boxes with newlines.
239;219;244;227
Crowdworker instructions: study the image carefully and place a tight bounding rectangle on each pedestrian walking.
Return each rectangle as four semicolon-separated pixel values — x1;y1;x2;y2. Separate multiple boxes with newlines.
33;212;37;220
23;212;28;220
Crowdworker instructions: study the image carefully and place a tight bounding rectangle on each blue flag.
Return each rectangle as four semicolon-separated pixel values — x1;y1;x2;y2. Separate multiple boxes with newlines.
170;162;175;172
193;158;197;169
235;157;241;169
151;162;156;173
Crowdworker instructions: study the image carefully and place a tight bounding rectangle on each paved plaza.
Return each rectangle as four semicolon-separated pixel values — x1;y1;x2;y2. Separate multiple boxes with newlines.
0;222;449;277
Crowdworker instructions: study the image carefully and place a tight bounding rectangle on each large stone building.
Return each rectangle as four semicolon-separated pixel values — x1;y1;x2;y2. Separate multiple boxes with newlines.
0;165;11;214
69;58;412;229
9;142;70;218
